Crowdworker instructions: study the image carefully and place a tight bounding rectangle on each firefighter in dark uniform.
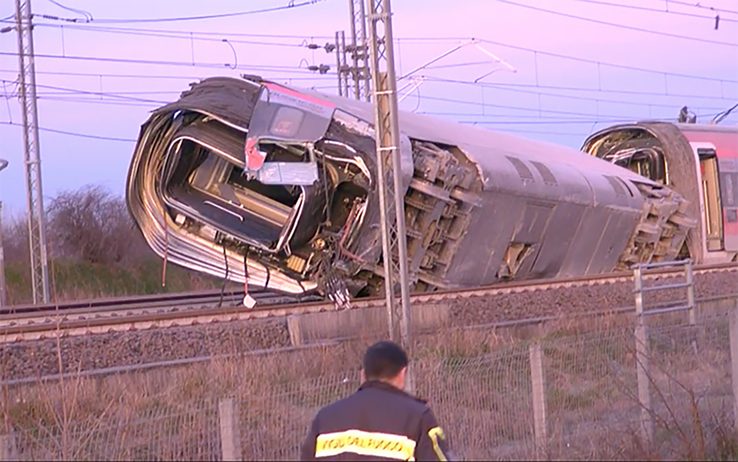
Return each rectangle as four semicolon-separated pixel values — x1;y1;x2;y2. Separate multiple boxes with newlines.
300;341;453;461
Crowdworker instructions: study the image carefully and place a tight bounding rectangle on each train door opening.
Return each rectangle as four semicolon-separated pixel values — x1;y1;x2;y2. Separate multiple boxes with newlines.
698;148;724;251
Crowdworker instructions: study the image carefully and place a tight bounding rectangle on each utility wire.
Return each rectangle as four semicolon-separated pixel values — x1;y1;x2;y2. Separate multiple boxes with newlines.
423;77;738;101
45;0;324;24
0;79;170;104
32;23;314;48
0;51;324;74
15;21;737;83
37;96;158;108
567;0;738;22
0;68;335;82
394;37;738;84
665;0;738;16
420;77;733;110
45;0;93;21
29;22;334;40
14;18;731;84
496;0;738;47
1;120;135;142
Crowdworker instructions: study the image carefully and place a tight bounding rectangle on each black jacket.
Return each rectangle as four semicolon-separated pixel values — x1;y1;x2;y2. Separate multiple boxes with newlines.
300;380;452;461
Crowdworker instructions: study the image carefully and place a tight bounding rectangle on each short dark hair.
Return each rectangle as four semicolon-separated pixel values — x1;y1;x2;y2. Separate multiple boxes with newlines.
363;341;408;380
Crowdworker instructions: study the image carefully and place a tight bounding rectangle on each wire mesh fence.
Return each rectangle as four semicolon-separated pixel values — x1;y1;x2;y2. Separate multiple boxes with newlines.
2;307;738;460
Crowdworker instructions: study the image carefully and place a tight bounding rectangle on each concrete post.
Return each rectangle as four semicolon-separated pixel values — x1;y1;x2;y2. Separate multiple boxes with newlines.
0;433;17;461
685;261;699;353
633;266;654;447
729;305;738;434
529;342;547;460
219;398;241;461
0;201;7;307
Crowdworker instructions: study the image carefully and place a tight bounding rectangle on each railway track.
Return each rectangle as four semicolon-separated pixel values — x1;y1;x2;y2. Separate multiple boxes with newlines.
2;262;737;343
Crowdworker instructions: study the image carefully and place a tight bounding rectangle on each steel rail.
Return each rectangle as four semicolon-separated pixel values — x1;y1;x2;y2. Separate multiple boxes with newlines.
4;292;735;388
2;261;737;343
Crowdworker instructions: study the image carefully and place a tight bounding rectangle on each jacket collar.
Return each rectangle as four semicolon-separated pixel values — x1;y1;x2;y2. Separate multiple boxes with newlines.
358;380;426;403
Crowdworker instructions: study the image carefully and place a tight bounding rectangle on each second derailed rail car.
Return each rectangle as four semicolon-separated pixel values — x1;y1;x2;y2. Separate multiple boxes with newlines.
126;76;695;304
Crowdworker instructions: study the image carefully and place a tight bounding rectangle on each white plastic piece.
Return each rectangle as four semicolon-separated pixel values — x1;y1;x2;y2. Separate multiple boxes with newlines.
242;294;257;309
258;162;319;185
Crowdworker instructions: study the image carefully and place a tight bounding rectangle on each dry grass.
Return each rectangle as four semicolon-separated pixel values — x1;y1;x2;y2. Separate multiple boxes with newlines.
1;315;737;461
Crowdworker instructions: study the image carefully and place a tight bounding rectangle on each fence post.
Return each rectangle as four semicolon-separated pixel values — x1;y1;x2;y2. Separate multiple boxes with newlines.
633;265;654;447
219;398;242;461
0;433;17;461
685;261;699;353
685;261;696;325
729;303;738;435
529;342;547;460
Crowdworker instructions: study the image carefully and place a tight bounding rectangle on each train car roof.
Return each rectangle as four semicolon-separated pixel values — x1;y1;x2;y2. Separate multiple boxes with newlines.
299;84;659;188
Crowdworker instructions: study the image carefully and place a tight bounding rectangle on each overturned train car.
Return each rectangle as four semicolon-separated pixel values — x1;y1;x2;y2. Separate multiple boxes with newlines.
583;121;738;265
126;76;695;301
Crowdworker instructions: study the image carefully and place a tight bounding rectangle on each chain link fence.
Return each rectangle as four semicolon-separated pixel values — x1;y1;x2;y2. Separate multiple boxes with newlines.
3;307;738;460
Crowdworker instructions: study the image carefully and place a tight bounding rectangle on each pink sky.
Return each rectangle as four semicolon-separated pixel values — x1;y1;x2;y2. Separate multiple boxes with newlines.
0;0;736;216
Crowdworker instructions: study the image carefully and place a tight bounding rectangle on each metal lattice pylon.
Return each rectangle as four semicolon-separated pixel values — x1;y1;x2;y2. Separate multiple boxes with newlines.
349;0;371;101
15;0;50;304
365;0;412;348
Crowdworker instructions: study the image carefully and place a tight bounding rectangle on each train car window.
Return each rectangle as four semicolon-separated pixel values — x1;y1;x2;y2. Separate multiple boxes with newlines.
530;161;558;186
506;156;534;181
720;172;737;208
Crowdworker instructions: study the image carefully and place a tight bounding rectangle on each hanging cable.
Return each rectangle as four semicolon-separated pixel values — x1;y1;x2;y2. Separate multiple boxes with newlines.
218;243;229;308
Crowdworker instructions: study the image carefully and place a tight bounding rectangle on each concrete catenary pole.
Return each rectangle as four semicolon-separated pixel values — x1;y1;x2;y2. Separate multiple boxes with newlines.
14;0;50;304
365;0;413;357
0;159;8;307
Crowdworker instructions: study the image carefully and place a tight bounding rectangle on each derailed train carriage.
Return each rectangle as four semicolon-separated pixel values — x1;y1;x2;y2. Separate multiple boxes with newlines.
126;76;695;303
582;121;738;266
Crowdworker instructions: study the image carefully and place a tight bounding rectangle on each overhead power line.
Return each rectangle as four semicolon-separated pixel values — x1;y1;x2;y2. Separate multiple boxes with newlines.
422;78;738;101
394;37;738;84
568;0;738;23
13;21;736;84
1;120;135;142
32;23;315;48
665;0;738;16
40;0;324;24
0;68;335;82
0;51;326;74
27;22;335;40
45;0;93;21
496;0;738;47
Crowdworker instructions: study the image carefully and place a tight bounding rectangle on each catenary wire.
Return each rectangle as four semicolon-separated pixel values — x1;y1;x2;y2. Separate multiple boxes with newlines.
40;0;324;24
1;120;135;141
9;20;736;84
495;0;738;47
567;0;738;22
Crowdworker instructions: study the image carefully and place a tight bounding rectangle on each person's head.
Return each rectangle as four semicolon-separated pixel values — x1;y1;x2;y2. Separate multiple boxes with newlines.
361;341;408;390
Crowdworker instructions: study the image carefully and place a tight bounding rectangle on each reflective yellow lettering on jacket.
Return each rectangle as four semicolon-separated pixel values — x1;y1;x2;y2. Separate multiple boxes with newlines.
315;429;417;460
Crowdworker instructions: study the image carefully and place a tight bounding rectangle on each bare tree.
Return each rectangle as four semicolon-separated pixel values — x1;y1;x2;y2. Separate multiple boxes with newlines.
46;185;150;265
